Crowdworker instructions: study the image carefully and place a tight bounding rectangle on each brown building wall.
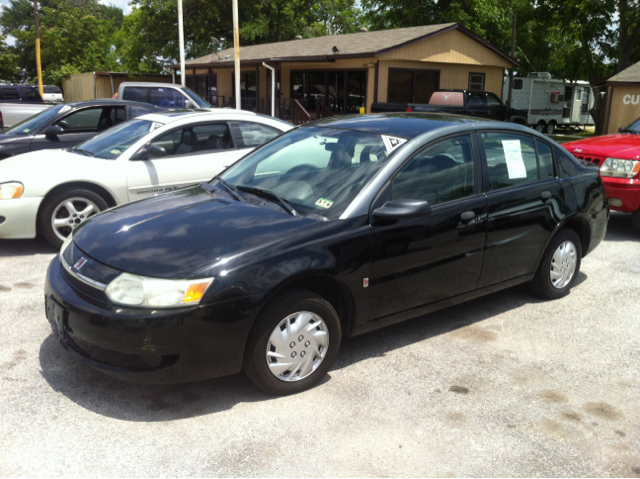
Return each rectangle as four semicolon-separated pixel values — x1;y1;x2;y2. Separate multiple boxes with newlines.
606;85;640;134
62;73;175;102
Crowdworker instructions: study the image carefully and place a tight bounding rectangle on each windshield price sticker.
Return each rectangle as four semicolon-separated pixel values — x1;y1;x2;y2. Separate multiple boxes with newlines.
315;198;334;209
502;140;527;179
382;135;407;153
151;122;163;131
60;105;72;113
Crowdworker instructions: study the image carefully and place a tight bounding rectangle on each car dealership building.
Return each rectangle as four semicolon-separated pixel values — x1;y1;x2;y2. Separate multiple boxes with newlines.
602;60;640;134
169;23;518;121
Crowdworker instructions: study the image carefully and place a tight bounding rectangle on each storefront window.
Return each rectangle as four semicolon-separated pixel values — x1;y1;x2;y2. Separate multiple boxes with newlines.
291;70;366;115
388;69;440;103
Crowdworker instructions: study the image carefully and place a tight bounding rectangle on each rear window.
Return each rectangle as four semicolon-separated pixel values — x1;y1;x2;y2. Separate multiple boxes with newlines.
43;85;62;94
429;92;464;106
23;88;43;101
122;86;187;108
1;88;20;100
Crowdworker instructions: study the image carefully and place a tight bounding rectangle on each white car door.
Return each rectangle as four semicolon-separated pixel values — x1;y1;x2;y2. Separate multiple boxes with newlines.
126;121;252;201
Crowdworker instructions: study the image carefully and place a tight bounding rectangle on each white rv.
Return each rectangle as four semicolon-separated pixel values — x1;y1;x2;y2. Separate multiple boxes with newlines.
502;72;595;134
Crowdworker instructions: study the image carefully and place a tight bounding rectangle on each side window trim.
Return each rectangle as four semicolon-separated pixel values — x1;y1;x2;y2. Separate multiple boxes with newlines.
534;138;557;178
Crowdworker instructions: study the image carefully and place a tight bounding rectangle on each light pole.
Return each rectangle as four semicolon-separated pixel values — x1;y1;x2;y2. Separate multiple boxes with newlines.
232;0;240;110
178;0;186;86
33;0;43;97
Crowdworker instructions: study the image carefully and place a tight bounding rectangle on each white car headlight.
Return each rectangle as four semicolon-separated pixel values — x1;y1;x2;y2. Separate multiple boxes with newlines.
105;273;213;308
0;182;24;200
600;158;640;178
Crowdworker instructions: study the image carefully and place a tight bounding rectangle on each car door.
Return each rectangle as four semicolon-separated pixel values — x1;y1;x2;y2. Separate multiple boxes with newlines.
466;92;489;118
477;131;565;288
368;134;488;320
126;121;249;201
484;93;506;121
30;106;125;151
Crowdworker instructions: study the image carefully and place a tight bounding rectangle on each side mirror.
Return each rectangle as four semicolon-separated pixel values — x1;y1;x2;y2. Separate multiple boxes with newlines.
131;144;167;161
372;198;432;222
45;125;64;140
185;100;197;109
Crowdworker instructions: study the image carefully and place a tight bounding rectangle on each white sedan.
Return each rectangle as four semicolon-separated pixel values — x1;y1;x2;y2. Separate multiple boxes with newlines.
0;109;293;246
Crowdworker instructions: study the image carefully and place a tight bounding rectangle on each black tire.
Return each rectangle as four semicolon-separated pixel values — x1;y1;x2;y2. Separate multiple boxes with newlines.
546;121;556;134
39;187;108;248
632;208;640;233
530;228;582;300
243;290;342;395
535;121;546;133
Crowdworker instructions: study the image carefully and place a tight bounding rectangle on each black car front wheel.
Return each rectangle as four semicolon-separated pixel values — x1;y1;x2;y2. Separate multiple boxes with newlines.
530;228;582;300
243;290;342;395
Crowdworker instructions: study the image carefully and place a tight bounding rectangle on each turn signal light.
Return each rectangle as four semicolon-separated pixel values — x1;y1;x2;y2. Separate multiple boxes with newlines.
183;282;210;303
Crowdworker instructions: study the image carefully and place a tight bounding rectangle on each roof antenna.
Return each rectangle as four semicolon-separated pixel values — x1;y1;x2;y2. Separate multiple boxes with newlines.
211;37;222;61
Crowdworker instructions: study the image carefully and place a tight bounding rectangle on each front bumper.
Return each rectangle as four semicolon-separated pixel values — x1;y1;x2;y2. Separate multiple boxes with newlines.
602;177;640;213
0;196;42;239
45;255;265;384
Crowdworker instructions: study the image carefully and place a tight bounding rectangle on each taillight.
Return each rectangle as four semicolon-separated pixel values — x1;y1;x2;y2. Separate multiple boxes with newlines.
406;106;412;112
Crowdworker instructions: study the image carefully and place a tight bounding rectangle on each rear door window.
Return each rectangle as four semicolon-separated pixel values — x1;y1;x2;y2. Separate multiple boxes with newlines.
121;87;148;103
149;87;186;108
2;89;20;100
230;121;281;148
147;123;233;157
536;140;555;178
481;132;539;190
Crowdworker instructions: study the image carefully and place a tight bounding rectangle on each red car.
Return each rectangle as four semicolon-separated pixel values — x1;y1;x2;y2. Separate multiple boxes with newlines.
563;117;640;232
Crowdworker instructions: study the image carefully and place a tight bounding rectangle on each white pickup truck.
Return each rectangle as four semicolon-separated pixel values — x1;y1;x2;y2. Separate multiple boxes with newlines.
0;85;53;131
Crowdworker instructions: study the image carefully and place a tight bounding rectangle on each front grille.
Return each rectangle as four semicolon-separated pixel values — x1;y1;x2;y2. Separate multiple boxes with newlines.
575;155;606;166
61;266;110;305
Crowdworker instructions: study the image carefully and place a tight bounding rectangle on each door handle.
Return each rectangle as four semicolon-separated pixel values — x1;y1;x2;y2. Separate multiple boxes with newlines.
460;211;476;222
541;191;553;201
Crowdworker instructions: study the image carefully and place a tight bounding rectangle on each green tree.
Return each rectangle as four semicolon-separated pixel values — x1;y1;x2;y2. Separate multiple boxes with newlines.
0;35;21;81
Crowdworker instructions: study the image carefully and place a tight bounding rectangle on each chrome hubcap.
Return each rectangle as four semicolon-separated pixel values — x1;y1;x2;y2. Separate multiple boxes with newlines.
266;311;329;382
51;197;100;242
550;240;577;289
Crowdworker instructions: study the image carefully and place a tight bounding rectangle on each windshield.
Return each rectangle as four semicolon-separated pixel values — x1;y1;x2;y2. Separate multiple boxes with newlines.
71;120;155;159
183;87;211;108
622;117;640;134
220;126;405;219
3;104;62;136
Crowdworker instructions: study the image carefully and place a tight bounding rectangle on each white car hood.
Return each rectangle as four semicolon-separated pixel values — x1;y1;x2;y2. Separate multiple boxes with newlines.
0;149;117;198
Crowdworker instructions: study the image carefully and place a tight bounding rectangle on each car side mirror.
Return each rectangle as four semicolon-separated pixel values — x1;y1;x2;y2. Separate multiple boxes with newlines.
131;144;167;161
45;125;64;140
185;100;197;109
372;198;432;223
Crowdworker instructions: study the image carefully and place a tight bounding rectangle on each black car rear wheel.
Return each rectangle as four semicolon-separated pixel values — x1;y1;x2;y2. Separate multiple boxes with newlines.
530;228;582;300
243;290;341;395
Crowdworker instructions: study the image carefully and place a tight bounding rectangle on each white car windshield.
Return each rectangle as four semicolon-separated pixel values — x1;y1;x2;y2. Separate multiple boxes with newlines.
71;120;156;159
220;126;405;219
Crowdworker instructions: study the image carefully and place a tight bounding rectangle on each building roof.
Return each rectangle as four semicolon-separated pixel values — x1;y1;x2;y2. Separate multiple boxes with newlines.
608;60;640;83
170;23;518;69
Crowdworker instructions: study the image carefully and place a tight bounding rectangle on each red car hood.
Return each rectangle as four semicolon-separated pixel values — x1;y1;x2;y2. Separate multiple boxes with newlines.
563;134;640;160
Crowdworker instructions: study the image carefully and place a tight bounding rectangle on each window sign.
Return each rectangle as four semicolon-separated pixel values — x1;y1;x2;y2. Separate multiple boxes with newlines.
502;140;527;179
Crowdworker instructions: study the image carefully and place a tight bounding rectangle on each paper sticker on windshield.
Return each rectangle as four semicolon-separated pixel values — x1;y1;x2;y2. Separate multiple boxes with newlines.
60;105;72;113
110;149;121;155
315;198;334;209
381;135;407;153
151;122;163;130
502;140;527;179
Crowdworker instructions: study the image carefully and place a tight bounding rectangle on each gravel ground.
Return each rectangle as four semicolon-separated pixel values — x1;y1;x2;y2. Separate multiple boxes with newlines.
1;213;638;477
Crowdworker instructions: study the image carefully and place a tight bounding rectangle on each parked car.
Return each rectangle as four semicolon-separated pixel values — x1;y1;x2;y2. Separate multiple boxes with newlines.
0;100;166;161
42;85;64;103
41;113;608;395
0;109;292;246
371;89;528;125
115;82;211;109
563;116;640;231
0;84;51;130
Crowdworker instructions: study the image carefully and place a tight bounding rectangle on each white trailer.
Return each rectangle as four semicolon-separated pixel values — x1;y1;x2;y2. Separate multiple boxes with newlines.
503;72;595;134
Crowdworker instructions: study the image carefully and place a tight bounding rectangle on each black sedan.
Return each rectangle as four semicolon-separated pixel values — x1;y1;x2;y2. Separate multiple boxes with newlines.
44;113;608;395
0;100;165;160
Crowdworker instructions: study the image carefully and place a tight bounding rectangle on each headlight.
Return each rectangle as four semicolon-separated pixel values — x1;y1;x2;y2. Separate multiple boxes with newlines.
105;273;213;308
0;181;24;199
600;158;640;178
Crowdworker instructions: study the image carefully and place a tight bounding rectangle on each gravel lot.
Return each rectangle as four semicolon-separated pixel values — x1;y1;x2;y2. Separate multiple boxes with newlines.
1;213;638;477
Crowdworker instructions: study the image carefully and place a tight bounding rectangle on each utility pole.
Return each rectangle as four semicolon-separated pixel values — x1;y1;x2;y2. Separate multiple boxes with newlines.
178;0;186;86
232;0;241;110
507;12;516;108
33;0;43;97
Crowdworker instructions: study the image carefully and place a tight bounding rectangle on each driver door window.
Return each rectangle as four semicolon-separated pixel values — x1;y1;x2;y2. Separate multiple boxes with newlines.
392;135;475;205
55;107;105;132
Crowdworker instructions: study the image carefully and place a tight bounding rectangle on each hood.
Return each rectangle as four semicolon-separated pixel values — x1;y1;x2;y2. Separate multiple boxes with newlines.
73;186;333;279
563;134;640;160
